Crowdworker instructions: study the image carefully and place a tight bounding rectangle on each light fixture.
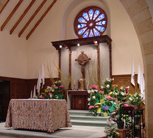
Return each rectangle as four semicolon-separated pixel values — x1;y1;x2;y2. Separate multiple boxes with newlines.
59;45;62;48
94;41;98;46
77;43;80;46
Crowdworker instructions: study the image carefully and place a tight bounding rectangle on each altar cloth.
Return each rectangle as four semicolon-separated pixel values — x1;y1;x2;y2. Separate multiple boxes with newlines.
5;99;72;132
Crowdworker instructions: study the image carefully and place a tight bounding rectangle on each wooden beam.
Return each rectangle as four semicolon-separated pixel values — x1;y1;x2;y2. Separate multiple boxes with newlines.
26;0;57;40
1;0;23;31
18;0;47;37
10;0;36;34
0;0;10;14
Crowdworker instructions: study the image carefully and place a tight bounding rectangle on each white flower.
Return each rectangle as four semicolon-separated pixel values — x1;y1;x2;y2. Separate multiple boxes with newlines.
88;98;90;101
54;81;57;84
52;89;54;92
88;103;90;105
120;86;124;90
129;97;132;101
121;92;125;96
106;84;110;88
49;94;52;98
88;90;91;93
111;78;114;81
91;89;94;93
126;86;130;89
101;85;104;89
95;90;98;92
56;96;58;99
92;96;96;99
115;92;118;96
47;86;52;89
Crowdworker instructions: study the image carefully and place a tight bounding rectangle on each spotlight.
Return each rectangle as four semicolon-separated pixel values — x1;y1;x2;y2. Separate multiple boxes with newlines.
59;45;62;48
77;43;80;46
94;41;98;46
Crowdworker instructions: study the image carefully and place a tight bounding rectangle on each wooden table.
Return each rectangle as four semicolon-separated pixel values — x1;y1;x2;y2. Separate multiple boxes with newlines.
5;99;72;132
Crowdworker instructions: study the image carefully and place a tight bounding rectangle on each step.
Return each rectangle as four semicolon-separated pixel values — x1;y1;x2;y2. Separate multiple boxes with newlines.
70;115;108;121
71;120;110;127
69;110;95;116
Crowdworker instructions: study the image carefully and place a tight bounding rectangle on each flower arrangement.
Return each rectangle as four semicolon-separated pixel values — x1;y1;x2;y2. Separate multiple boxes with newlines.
128;93;143;108
103;78;114;94
104;117;120;138
88;85;100;105
38;80;64;99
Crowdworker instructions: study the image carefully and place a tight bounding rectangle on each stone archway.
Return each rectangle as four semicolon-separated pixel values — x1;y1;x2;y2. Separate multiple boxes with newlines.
120;0;153;137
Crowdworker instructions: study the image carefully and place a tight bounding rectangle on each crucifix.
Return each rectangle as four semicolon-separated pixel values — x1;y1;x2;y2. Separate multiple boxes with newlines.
75;51;91;78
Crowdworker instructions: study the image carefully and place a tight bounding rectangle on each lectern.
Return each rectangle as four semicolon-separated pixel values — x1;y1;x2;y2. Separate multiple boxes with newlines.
67;90;88;110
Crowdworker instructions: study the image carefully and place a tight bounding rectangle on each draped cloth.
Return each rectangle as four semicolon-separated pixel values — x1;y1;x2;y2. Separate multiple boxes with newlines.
5;99;72;133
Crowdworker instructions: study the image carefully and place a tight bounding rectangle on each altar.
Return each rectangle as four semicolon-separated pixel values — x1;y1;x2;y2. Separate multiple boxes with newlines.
5;99;72;132
67;90;88;110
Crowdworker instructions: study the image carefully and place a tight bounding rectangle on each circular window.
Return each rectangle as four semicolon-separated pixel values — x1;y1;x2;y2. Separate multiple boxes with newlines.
74;6;107;38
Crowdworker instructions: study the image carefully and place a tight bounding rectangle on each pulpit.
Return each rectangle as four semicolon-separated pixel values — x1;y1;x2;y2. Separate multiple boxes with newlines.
67;90;88;110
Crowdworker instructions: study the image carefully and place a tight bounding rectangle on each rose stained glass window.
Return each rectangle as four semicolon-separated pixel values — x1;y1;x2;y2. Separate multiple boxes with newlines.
74;6;107;38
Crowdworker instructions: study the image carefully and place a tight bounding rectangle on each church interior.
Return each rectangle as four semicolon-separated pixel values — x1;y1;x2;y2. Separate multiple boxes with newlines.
0;0;153;137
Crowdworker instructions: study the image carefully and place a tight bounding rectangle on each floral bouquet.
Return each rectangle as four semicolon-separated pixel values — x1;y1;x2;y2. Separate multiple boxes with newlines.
117;86;129;102
105;95;114;106
128;93;143;108
39;80;64;99
103;78;114;94
88;85;100;105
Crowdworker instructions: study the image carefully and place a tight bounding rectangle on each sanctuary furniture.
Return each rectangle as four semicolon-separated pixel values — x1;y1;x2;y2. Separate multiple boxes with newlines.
5;99;72;132
67;90;88;110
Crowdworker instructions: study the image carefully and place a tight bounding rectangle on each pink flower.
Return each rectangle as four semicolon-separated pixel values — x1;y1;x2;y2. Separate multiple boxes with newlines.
124;104;129;107
99;90;104;93
91;85;98;89
54;86;58;89
42;97;44;99
88;105;94;109
60;85;64;88
95;105;99;108
106;95;113;99
49;93;52;95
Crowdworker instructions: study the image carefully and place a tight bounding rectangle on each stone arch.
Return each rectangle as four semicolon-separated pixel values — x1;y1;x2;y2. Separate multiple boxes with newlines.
120;0;153;137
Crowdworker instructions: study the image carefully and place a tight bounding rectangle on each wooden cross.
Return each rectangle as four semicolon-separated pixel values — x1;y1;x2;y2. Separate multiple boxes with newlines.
75;51;91;78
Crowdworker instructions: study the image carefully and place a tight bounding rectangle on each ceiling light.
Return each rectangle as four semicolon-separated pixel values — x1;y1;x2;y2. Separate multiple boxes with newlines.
77;43;80;46
59;45;62;48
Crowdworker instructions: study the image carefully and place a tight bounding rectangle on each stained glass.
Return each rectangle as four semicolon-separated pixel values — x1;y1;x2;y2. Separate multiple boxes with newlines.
93;10;100;20
88;9;94;20
77;24;86;29
83;29;89;38
78;17;87;23
75;6;107;38
102;20;106;25
96;21;102;25
95;26;105;32
93;28;100;36
89;30;94;37
83;12;89;21
95;14;105;22
78;27;87;35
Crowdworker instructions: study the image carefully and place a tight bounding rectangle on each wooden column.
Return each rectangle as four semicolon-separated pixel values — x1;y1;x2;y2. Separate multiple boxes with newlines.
58;49;61;80
69;47;71;89
109;44;112;77
97;43;101;88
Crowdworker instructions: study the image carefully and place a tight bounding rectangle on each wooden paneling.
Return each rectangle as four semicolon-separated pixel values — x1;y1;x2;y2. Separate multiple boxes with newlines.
112;74;140;94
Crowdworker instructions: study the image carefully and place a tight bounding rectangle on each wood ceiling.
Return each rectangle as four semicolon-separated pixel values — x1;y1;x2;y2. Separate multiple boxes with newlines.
0;0;57;40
